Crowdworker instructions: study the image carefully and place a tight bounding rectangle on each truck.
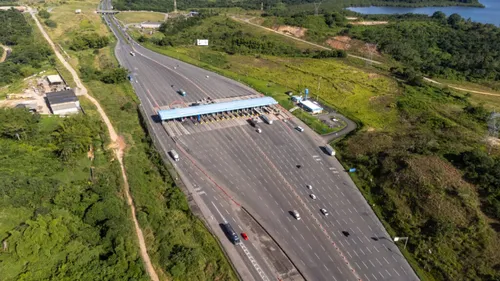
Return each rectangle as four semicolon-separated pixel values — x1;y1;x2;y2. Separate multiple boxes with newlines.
221;223;240;244
169;150;180;161
324;145;336;156
260;114;273;125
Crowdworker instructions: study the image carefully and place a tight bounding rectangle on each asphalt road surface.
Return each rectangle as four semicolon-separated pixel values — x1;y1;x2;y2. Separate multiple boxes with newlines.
102;5;419;281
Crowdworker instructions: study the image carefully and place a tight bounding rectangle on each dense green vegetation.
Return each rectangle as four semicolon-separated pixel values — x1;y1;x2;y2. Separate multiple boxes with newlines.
112;0;482;12
346;13;500;84
39;3;239;279
0;109;147;281
336;84;500;281
150;12;346;58
0;10;52;85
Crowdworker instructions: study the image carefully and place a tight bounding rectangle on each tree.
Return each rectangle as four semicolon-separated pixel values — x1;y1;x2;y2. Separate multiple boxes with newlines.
431;11;446;21
38;9;50;19
447;13;463;28
44;19;57;28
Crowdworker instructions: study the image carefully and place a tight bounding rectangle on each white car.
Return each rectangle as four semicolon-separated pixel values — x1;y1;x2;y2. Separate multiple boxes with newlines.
130;51;135;56
306;185;312;190
292;210;301;220
310;194;317;200
256;128;262;133
320;208;329;216
295;126;304;132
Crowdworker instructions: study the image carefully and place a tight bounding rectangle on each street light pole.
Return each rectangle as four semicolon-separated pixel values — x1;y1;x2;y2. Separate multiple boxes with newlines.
394;236;409;249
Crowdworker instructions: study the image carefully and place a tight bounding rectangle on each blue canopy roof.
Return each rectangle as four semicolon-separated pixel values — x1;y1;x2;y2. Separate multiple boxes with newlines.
158;97;278;120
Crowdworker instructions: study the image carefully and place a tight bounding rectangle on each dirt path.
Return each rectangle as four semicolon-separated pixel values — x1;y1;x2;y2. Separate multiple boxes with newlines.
424;77;500;97
29;8;160;281
0;44;11;63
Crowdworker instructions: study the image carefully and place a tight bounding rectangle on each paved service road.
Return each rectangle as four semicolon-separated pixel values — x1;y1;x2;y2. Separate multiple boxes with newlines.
102;4;419;281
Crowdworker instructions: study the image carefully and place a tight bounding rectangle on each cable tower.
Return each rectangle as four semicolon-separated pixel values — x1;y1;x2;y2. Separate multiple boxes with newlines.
365;43;378;67
487;112;500;154
313;2;322;16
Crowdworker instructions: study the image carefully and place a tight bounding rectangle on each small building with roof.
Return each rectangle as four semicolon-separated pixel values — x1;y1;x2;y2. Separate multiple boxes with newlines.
140;21;162;29
46;74;64;85
45;89;80;115
299;100;323;114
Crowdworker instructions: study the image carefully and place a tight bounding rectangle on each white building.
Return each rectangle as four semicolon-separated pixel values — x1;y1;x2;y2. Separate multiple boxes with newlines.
140;22;162;29
46;74;63;85
46;89;80;115
299;100;323;114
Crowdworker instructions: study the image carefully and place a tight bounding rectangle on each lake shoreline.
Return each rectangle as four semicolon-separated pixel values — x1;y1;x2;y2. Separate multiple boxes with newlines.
347;0;498;26
347;1;484;9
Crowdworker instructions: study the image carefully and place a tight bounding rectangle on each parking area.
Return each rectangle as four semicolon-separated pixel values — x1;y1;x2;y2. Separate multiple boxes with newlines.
175;120;415;281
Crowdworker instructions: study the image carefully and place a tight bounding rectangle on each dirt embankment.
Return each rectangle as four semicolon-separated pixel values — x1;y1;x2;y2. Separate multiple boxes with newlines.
325;36;382;58
351;21;388;26
325;36;351;50
0;45;12;63
273;25;307;38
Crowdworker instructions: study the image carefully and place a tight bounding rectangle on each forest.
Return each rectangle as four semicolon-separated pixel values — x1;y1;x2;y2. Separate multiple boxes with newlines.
0;109;147;280
0;10;52;85
346;12;500;84
112;0;482;13
150;12;346;58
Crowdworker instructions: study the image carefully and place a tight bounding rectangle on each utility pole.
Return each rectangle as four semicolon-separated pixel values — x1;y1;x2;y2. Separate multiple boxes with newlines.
317;77;321;100
313;2;321;16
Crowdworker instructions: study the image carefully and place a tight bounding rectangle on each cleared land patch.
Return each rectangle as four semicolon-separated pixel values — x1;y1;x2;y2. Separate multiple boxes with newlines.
115;11;166;24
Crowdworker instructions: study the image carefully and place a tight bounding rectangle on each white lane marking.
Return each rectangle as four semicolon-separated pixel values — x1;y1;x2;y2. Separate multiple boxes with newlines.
238;243;270;281
401;266;408;275
211;201;227;223
369;260;375;267
383;257;390;264
371;273;378;280
362;261;368;269
323;264;330;271
385;269;392;277
314;252;320;260
375;257;383;266
393;268;401;276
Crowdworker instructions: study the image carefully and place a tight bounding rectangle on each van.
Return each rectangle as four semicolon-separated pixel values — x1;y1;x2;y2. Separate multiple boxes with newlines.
221;223;240;244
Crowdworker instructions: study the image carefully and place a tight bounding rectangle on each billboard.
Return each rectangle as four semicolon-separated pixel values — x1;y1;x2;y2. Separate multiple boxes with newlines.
196;39;209;46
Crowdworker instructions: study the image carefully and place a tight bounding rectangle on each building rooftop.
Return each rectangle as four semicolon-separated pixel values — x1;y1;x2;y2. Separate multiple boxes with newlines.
46;89;78;105
300;100;323;111
158;97;278;121
47;74;63;84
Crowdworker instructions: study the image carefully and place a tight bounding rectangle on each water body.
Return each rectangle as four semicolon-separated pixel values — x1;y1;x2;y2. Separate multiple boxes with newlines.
347;0;500;26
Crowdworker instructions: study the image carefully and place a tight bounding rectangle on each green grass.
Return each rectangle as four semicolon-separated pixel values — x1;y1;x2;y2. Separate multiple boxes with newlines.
139;41;398;132
292;109;340;134
115;11;166;24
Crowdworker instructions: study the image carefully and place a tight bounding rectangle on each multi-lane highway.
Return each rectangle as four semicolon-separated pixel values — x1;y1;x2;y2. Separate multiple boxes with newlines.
101;4;419;281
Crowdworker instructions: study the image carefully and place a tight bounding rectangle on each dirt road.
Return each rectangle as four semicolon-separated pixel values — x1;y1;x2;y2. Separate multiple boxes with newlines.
29;8;160;281
424;77;500;97
0;44;11;63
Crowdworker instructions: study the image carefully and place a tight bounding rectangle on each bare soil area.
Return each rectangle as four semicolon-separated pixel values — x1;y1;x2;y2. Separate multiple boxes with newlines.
273;25;307;38
325;36;351;50
351;21;388;25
